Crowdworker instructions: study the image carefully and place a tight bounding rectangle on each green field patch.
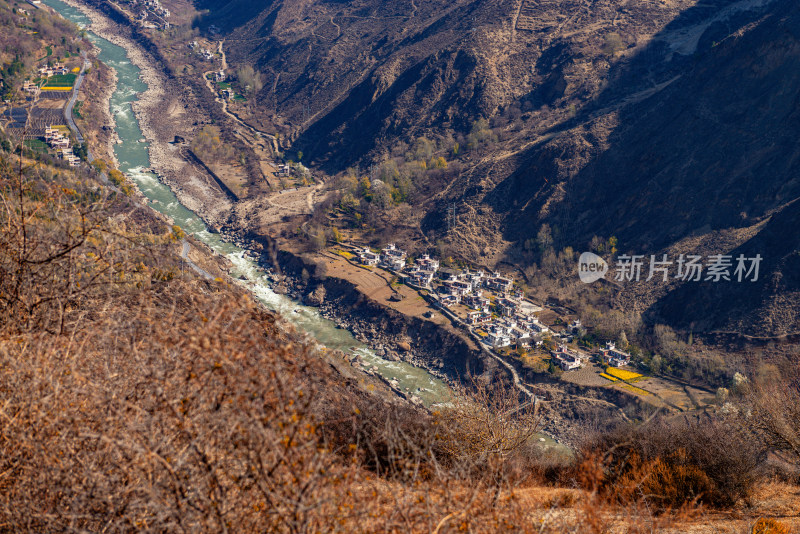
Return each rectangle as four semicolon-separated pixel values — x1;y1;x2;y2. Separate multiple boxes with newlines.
24;139;49;152
73;100;83;119
37;46;53;61
216;81;231;89
44;73;77;88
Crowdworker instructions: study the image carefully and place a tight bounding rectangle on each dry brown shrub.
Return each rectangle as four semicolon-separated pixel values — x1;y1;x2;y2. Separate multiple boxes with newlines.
0;155;726;532
744;367;800;471
752;517;790;534
573;414;766;512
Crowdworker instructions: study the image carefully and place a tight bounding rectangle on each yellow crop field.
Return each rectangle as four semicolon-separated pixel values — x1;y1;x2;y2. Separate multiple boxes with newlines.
41;86;72;92
618;383;650;396
599;373;618;382
336;250;354;260
606;367;642;381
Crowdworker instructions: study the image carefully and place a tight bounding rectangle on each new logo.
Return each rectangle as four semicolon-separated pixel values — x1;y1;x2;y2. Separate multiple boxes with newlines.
578;252;608;284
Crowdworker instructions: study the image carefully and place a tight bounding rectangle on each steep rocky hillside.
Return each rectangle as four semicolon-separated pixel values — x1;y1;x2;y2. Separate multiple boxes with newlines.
484;0;800;336
196;0;707;165
196;0;800;337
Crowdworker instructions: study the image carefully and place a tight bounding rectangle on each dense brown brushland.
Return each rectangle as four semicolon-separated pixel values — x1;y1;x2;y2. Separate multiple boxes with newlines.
0;143;798;530
2;1;800;530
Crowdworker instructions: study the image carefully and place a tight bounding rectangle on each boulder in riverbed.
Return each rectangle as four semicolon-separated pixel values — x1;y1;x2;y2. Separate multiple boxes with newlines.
273;283;288;295
305;285;326;306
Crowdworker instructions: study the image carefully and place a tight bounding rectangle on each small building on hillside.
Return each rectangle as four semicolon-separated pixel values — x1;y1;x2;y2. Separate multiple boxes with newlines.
380;243;407;271
510;327;531;345
22;81;40;96
409;269;435;287
485;272;513;293
467;311;491;325
358;247;379;266
443;280;471;297
462;269;485;291
599;341;631;367
383;257;406;271
487;332;511;349
550;345;583;371
437;267;460;282
415;254;439;272
463;293;490;312
495;297;519;317
438;294;459;308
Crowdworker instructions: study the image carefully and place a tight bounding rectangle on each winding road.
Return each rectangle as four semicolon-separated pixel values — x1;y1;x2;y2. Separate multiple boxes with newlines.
181;239;215;281
202;41;276;150
64;50;90;147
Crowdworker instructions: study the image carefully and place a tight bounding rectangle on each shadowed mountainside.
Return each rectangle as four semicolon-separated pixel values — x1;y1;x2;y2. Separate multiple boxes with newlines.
193;0;800;337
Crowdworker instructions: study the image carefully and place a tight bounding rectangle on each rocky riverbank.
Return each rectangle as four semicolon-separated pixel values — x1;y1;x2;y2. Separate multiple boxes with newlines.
75;52;119;166
60;0;233;228
251;240;497;386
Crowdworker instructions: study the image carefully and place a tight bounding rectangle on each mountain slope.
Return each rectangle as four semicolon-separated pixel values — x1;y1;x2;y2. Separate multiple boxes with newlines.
196;0;705;167
196;0;800;337
484;0;800;336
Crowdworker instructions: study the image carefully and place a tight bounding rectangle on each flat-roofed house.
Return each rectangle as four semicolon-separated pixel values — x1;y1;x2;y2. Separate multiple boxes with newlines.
495;297;519;317
409;269;435;287
485;272;513;293
415;254;439;272
358;247;380;266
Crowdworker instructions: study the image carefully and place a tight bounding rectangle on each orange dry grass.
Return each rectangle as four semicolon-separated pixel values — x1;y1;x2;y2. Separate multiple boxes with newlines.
1;158;797;532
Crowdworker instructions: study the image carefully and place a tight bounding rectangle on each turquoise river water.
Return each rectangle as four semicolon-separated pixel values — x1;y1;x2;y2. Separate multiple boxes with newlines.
42;0;451;407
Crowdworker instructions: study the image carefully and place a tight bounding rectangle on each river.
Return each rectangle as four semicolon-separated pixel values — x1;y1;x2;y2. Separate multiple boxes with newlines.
42;0;451;407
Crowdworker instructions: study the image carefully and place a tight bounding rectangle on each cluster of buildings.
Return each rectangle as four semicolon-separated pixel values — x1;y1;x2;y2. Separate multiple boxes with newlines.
357;244;554;350
482;314;552;350
126;0;171;29
189;41;215;61
353;242;636;372
548;340;631;372
550;344;588;371
38;62;69;78
45;126;80;166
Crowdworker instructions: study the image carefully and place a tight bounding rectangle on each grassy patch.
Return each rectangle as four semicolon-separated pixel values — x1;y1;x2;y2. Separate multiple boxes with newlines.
73;101;83;119
44;73;76;88
24;139;49;152
36;45;53;61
